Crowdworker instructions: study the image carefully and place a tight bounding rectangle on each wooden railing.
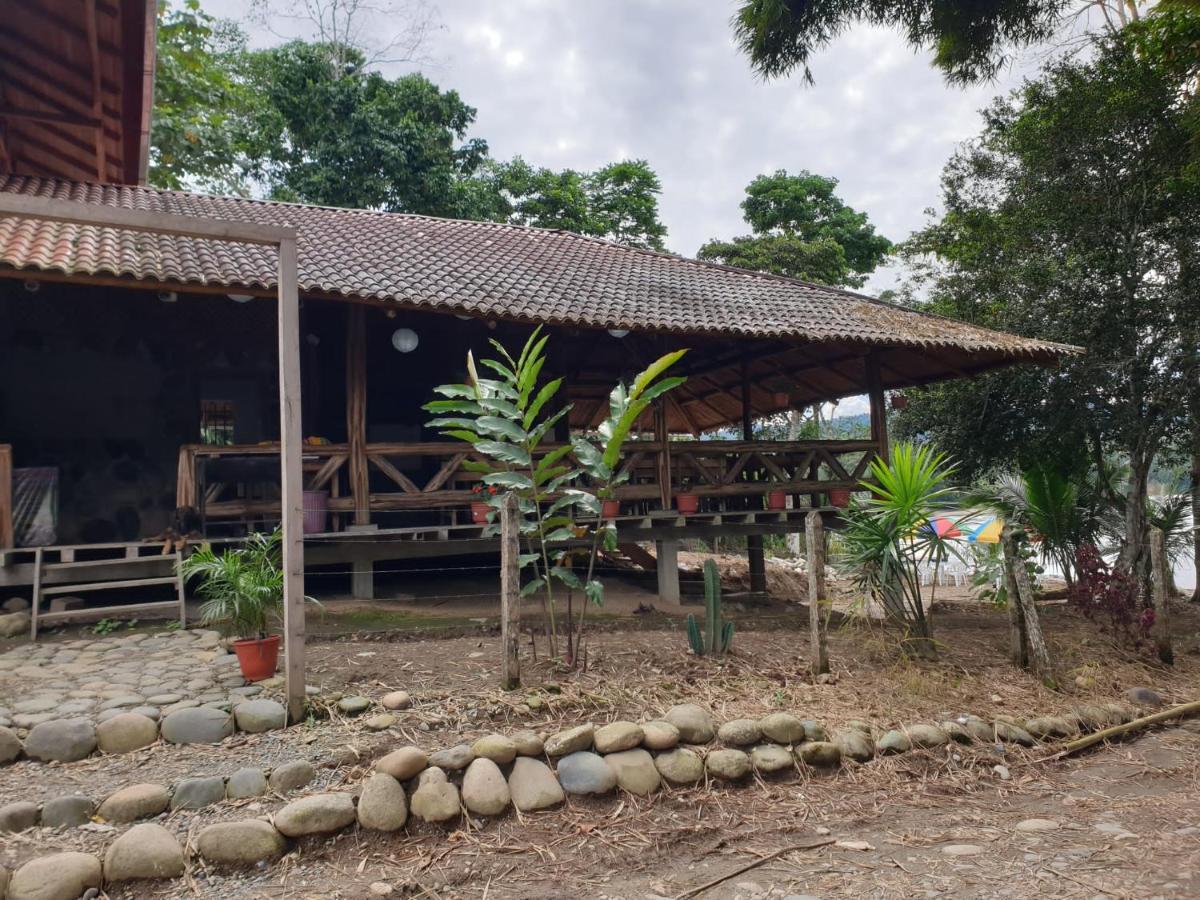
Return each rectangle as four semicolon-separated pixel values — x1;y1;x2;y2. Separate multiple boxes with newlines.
177;438;881;525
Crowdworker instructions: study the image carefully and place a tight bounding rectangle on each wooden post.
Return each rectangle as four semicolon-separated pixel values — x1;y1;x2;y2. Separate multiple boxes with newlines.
0;444;12;549
1001;526;1054;685
500;493;521;689
656;539;681;605
278;237;307;724
805;510;829;675
741;360;767;595
865;352;889;464
1150;527;1174;665
1003;551;1028;667
346;305;370;526
654;400;672;510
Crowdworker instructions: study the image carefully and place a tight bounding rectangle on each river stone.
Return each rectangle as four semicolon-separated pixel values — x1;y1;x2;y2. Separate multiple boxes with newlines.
750;744;794;773
907;724;950;749
0;611;30;638
462;758;511;815
269;759;316;793
428;744;474;771
876;730;911;755
172;776;226;810
161;706;233;744
234;699;286;733
226;767;268;799
960;716;995;742
96;712;158;754
417;766;448;787
274;793;356;836
23;717;96;762
717;718;762;747
511;729;544;757
40;795;93;827
0;801;39;832
846;720;873;735
98;783;169;823
364;714;397;731
664;704;716;744
337;696;371;716
594;720;644;753
410;777;461;823
557;751;617;795
104;823;185;881
0;726;21;763
939;721;973;744
993;721;1035;746
603;748;660;796
545;723;594;757
381;690;411;710
357;773;408;831
801;720;828;742
1125;686;1163;708
797;741;842;767
1016;818;1060;832
834;731;875;763
758;712;805;745
507;757;564;811
1025;716;1075;740
641;720;680;750
376;746;428;781
705;748;751;780
650;746;704;787
2;596;29;612
942;844;984;856
197;819;287;865
1101;702;1134;724
1071;704;1114;731
471;733;518;764
8;852;101;900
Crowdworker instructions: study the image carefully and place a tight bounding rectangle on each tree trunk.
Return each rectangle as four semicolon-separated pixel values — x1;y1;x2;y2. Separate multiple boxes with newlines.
1115;450;1151;576
1004;551;1028;667
1191;439;1200;604
1002;526;1055;685
1150;527;1174;666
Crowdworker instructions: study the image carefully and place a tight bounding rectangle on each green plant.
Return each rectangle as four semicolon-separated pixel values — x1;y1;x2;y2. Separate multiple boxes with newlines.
686;559;735;656
92;618;119;636
838;442;960;659
178;530;315;639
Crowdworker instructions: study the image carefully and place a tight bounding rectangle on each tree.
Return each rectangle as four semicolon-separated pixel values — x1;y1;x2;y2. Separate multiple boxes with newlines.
732;0;1144;85
894;29;1200;576
697;170;891;288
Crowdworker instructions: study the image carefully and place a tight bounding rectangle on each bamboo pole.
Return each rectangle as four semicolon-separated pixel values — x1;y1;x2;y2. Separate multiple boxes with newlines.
1050;699;1200;759
1001;525;1055;686
805;510;829;675
500;492;521;690
1150;527;1174;665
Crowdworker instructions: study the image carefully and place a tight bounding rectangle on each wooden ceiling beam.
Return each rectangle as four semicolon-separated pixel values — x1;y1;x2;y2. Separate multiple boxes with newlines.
0;105;103;129
84;0;108;182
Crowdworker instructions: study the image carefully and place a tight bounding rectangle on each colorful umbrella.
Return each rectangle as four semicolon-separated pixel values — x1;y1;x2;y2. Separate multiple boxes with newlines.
922;515;963;539
967;517;1003;544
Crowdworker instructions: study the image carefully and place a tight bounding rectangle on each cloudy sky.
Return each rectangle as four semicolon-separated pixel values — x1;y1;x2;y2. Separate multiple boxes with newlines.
206;0;1054;294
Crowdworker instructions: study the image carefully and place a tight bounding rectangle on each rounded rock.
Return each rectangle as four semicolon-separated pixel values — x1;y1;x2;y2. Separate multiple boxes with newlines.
0;801;39;832
8;852;101;900
664;704;716;744
1016;818;1060;833
603;748;660;796
1024;716;1075;740
654;747;704;785
462;757;511;815
274;793;356;837
104;822;185;881
364;714;397;732
226;767;269;799
1125;686;1163;708
376;746;428;781
40;795;93;828
197;819;287;866
717;718;762;747
557;751;617;795
23;717;96;762
593;720;644;754
507;757;564;811
160;706;233;744
336;696;371;716
750;744;794;774
993;721;1035;746
381;691;411;710
428;744;474;771
876;730;911;755
0;725;23;763
641;720;680;751
797;741;842;767
511;729;544;757
96;712;158;754
171;776;226;810
471;733;518;765
269;759;316;793
357;773;408;831
98;783;169;823
544;723;594;757
705;748;751;780
410;778;460;823
758;712;805;745
233;699;286;734
907;724;950;749
834;730;874;763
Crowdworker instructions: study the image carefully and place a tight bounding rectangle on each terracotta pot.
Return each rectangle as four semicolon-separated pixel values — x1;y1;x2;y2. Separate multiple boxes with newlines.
767;490;788;510
601;499;621;519
890;392;909;410
827;488;852;508
675;492;699;515
471;501;491;524
233;635;281;682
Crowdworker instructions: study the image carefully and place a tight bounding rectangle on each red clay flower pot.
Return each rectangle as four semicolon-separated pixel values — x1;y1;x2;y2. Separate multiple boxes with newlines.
675;492;699;515
767;490;788;510
890;392;909;410
471;501;491;524
601;499;621;519
827;488;852;508
233;635;281;682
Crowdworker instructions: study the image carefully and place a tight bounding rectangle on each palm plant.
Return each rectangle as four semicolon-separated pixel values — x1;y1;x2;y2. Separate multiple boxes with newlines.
838;442;960;659
179;530;285;639
1148;492;1193;595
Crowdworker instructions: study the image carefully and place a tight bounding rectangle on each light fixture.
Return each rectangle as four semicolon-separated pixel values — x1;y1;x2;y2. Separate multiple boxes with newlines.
228;293;254;304
455;314;473;321
607;329;629;339
305;333;321;347
158;291;177;304
22;279;39;293
391;327;419;353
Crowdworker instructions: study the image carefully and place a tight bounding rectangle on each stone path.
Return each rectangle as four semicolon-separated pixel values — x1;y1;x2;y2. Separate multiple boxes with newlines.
0;629;263;729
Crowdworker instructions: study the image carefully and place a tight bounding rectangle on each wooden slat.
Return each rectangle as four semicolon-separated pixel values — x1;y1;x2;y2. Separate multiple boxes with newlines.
41;576;178;594
307;452;347;492
369;454;421;493
36;600;181;622
423;451;467;493
0;445;11;549
345;304;369;524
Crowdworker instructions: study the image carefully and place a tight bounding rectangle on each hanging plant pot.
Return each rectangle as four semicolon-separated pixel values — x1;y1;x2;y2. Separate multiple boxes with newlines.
471;501;491;524
233;635;281;682
827;488;852;508
675;492;699;515
601;499;621;519
890;392;909;410
767;490;788;510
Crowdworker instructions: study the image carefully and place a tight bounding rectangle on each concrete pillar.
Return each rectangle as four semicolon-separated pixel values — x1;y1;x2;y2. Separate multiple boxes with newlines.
656;539;680;605
347;523;377;599
747;536;767;595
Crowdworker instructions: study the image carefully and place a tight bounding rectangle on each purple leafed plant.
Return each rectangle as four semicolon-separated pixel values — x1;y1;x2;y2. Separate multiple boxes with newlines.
1068;544;1151;651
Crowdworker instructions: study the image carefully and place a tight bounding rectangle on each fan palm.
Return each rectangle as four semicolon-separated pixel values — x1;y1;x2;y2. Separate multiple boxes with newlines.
179;530;288;639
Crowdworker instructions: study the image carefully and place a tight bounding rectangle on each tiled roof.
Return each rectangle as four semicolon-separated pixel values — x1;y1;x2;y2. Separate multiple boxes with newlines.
0;176;1074;360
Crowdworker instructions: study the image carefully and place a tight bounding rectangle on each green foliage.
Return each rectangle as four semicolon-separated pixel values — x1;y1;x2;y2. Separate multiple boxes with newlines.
686;559;735;656
838;443;959;658
697;170;890;288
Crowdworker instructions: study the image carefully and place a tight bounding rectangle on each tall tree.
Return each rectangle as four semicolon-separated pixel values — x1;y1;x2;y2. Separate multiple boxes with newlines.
697;170;890;288
894;27;1200;576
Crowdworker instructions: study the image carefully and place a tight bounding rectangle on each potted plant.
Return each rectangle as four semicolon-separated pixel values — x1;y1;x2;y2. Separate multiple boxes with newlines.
827;488;852;508
601;498;621;519
178;530;307;682
470;484;497;524
890;392;909;410
675;480;699;515
767;489;788;510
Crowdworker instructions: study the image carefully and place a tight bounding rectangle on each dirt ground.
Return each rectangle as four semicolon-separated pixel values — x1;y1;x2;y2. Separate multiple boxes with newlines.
2;586;1198;899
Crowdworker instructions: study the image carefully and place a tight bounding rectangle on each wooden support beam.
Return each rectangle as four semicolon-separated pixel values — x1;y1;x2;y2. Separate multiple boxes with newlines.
0;445;12;550
805;510;829;675
865;352;890;464
0;105;104;129
83;0;107;181
656;539;681;605
500;493;521;689
345;305;370;526
742;360;767;596
654;400;672;509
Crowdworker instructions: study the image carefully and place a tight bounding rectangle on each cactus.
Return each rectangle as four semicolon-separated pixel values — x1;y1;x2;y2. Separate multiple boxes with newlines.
686;559;734;656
